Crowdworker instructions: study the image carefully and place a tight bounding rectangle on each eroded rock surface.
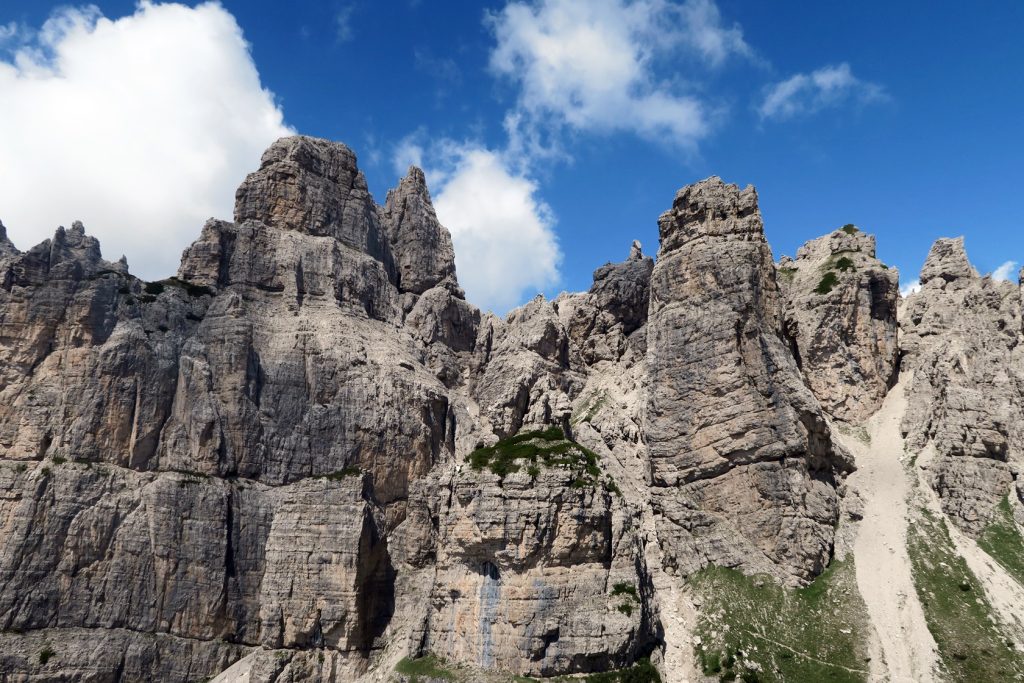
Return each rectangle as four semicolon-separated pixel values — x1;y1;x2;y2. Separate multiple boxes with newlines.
645;177;852;585
778;226;900;421
2;135;1019;683
900;237;1023;534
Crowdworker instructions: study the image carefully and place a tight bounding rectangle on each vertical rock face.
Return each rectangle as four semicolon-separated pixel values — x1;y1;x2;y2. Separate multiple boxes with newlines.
778;226;900;421
234;136;393;269
380;166;457;295
901;237;1023;533
414;464;652;678
645;177;852;584
470;296;582;437
0;136;464;681
6;135;1021;683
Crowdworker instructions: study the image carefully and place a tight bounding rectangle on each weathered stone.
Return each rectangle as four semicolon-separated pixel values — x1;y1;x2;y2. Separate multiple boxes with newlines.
556;241;653;365
645;176;852;585
415;463;653;677
900;237;1023;533
234;136;394;270
779;226;900;421
381;166;457;295
5;135;1020;683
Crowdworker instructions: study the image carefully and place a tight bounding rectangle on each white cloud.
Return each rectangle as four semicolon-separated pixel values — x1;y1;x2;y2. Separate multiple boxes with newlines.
425;144;561;314
335;4;356;43
488;0;750;151
900;279;921;297
392;133;426;176
758;62;886;121
0;2;292;280
992;260;1019;282
0;21;21;44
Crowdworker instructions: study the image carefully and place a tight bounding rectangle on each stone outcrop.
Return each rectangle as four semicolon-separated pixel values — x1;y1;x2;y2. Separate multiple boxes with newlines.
554;240;653;365
645;177;852;585
900;237;1023;534
381;166;457;295
778;226;900;421
2;135;1021;682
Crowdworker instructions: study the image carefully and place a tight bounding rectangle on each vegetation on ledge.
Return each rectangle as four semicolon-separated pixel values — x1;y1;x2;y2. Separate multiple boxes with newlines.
467;427;603;487
395;654;457;682
815;271;839;295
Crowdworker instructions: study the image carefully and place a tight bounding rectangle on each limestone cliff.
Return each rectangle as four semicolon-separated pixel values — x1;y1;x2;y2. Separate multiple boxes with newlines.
1;136;1022;683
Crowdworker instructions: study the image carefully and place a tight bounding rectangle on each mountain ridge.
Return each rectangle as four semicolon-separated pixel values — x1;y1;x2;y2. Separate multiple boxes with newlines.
0;135;1022;682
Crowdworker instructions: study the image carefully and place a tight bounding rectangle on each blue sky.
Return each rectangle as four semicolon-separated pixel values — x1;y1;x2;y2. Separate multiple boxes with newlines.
1;1;1022;311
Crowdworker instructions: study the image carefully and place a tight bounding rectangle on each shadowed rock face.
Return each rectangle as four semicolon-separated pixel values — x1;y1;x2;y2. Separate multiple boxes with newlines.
645;177;852;585
2;136;1019;682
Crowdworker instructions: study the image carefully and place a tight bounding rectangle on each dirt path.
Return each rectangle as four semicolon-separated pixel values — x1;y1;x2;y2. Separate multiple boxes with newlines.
839;375;939;682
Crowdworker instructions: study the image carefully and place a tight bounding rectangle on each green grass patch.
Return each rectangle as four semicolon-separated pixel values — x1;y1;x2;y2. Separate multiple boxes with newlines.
689;559;871;682
38;646;55;665
815;271;839;295
908;506;1024;680
612;582;638;600
840;224;858;235
466;428;603;486
777;266;797;281
835;257;855;272
395;655;457;682
978;495;1024;586
319;466;361;481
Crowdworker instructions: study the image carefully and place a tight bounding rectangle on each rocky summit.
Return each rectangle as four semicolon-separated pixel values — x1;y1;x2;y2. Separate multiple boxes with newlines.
2;135;1024;682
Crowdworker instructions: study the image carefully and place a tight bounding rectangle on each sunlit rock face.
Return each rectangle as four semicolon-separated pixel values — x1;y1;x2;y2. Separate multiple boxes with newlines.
1;136;1019;683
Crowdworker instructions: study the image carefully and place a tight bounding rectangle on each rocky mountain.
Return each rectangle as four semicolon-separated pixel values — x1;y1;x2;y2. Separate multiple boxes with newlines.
1;135;1023;683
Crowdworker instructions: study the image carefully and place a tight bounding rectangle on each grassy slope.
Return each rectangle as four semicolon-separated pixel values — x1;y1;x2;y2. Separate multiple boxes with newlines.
688;559;871;682
978;495;1024;587
907;507;1024;680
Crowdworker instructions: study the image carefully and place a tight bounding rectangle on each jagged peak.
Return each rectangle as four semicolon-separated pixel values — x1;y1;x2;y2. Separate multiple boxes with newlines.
380;162;457;296
658;176;762;254
629;239;643;261
794;226;878;262
9;221;128;280
232;134;394;276
920;236;977;285
0;219;18;256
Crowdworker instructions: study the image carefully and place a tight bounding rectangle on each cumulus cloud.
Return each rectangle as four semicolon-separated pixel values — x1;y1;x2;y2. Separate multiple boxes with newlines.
412;0;751;311
758;62;886;121
418;143;561;313
0;2;292;280
992;260;1019;282
488;0;751;151
900;280;921;297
